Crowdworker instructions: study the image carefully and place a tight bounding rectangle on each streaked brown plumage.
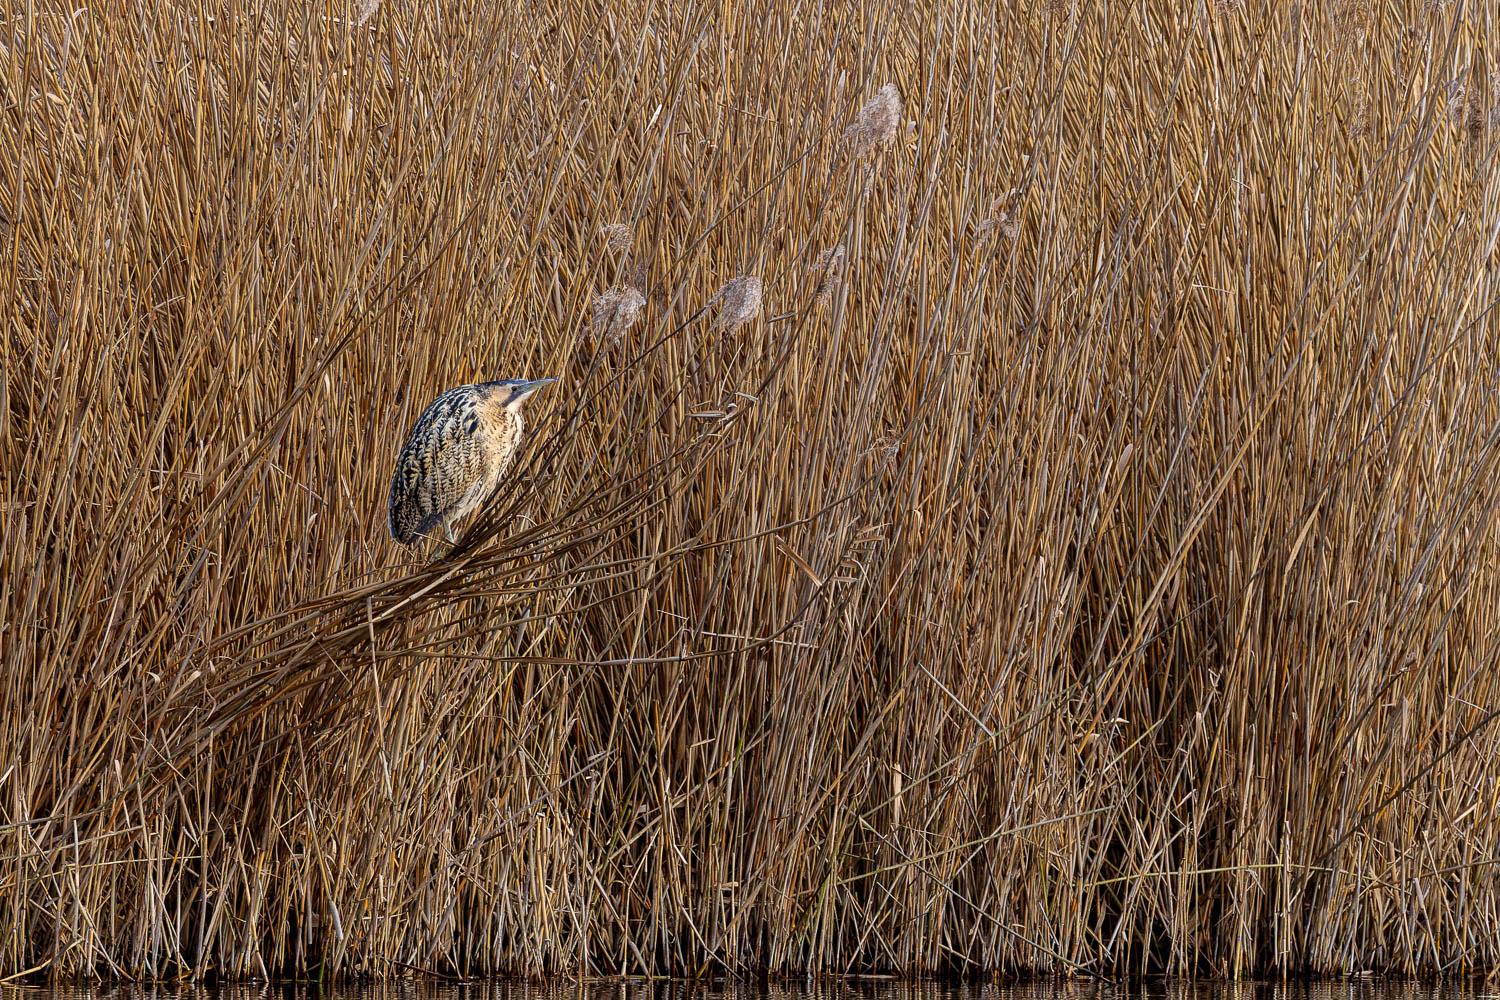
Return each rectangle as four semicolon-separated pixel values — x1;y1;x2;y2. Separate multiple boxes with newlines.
387;378;556;545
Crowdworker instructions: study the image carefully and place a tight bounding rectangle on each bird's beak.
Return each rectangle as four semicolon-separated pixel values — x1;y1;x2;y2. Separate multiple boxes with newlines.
514;378;557;401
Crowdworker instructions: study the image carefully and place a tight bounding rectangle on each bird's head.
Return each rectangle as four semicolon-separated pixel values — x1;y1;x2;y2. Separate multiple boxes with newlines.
491;377;557;411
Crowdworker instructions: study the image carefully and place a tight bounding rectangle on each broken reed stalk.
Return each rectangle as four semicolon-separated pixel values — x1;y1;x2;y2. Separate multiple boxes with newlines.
3;0;1500;982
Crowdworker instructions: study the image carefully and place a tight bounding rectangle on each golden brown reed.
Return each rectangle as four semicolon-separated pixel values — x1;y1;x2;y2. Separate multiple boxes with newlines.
4;0;1500;983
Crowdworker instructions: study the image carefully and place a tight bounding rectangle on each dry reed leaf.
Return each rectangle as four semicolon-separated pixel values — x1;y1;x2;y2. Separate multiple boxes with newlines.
591;285;645;343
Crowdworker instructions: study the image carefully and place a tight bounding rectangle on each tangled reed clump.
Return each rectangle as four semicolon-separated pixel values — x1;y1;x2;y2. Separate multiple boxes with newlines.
5;0;1500;983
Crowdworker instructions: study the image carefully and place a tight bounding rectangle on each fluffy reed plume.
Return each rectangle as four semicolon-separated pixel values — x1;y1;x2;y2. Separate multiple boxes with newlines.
354;0;380;26
1446;73;1500;146
810;244;847;305
1332;0;1369;46
600;221;633;256
708;275;763;329
1345;73;1373;139
591;285;645;343
864;431;901;472
845;83;902;160
8;0;1500;984
976;190;1022;242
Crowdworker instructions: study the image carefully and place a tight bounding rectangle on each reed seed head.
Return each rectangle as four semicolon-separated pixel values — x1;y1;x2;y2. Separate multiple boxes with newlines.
591;285;645;344
976;189;1023;242
846;83;903;160
600;222;633;256
1332;0;1368;47
1347;90;1371;139
709;276;763;330
354;0;380;26
865;432;901;471
810;244;847;305
1446;75;1498;146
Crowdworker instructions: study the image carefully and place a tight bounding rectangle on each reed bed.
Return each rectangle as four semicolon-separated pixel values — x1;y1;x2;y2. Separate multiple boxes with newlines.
4;0;1500;981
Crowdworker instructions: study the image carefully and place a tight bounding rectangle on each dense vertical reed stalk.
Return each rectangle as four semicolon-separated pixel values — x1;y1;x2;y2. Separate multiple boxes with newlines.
3;0;1500;981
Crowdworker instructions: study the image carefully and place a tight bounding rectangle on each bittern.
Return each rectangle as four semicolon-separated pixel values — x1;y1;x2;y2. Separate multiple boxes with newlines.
387;378;556;546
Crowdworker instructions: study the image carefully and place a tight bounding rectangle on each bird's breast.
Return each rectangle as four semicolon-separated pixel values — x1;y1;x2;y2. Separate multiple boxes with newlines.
476;406;524;482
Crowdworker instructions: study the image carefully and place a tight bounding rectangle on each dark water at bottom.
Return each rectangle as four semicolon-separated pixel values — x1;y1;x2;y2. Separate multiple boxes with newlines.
7;980;1496;1000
